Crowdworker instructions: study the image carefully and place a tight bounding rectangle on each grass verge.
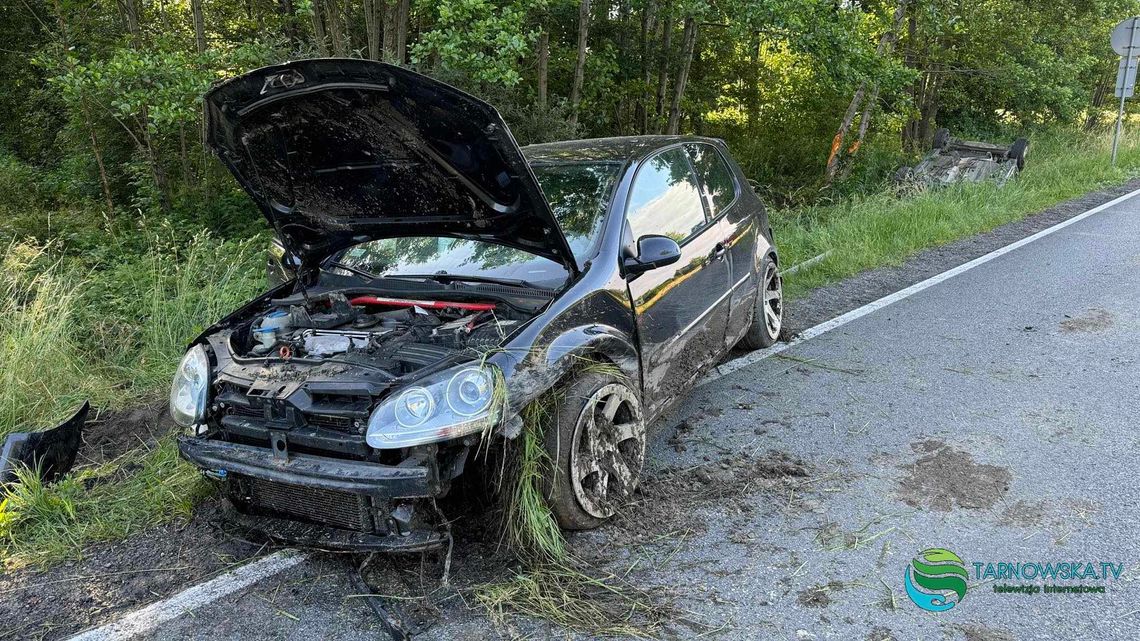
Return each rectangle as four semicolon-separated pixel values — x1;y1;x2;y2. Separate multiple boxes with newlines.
774;129;1140;299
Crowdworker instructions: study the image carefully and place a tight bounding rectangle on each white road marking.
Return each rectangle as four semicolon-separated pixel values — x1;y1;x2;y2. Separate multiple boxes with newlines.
702;186;1140;385
66;186;1140;640
66;549;309;641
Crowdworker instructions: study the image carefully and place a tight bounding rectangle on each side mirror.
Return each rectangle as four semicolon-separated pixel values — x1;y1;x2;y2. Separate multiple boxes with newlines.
623;234;682;278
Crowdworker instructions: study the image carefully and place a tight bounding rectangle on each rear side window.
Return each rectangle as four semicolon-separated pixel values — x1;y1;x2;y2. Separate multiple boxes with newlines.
685;143;737;217
625;148;707;244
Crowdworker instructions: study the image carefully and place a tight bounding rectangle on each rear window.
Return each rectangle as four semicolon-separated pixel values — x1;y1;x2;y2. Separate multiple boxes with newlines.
685;143;738;217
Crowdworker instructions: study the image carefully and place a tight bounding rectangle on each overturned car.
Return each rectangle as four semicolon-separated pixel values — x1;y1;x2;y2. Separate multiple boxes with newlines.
173;59;782;549
895;128;1029;187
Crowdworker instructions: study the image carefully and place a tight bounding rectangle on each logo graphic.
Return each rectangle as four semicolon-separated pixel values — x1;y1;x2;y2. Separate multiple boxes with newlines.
904;548;969;612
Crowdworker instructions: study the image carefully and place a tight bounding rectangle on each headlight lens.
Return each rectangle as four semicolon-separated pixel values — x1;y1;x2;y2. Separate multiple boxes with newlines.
394;387;435;427
169;345;210;427
447;367;494;416
367;364;502;449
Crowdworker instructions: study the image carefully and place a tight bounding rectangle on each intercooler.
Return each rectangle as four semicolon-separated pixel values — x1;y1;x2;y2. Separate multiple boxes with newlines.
230;475;375;532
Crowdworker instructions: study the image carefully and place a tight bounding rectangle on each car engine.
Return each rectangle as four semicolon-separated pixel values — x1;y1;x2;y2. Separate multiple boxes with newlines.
237;292;520;373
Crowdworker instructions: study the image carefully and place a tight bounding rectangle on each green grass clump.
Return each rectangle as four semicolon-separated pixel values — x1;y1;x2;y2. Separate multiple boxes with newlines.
0;437;213;567
500;400;566;562
475;561;667;638
775;129;1140;298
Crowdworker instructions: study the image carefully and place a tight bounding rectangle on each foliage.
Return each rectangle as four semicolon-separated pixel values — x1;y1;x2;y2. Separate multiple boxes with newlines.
412;0;539;86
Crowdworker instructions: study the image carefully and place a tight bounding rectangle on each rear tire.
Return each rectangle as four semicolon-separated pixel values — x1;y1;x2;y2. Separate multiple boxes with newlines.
740;257;783;349
1007;138;1029;170
542;371;645;530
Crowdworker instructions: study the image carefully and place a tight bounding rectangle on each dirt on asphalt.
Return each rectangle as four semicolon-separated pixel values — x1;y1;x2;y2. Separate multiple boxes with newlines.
6;178;1140;639
0;499;263;641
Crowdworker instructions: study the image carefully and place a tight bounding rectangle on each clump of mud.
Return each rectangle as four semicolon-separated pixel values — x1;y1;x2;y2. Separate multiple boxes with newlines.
1059;308;1113;333
896;440;1011;511
796;581;843;608
614;450;811;538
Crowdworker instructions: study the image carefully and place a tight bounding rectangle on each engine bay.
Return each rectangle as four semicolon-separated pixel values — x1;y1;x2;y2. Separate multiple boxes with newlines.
236;291;523;375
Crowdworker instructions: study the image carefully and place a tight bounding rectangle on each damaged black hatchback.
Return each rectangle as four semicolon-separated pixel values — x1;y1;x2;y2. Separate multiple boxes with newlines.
174;59;781;550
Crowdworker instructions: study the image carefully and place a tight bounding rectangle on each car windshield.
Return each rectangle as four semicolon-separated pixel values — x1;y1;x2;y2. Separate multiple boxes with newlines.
331;162;620;288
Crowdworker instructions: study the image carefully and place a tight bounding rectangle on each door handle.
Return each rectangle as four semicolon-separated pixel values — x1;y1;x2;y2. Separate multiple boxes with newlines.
712;241;727;260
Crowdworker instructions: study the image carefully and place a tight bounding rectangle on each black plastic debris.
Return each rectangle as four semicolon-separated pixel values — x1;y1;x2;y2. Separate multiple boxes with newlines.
0;401;89;485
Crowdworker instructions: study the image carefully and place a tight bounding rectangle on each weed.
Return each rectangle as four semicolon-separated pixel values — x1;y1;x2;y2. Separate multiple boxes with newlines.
475;560;669;638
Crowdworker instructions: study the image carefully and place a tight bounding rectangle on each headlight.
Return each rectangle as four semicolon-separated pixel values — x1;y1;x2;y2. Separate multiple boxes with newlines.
367;364;502;449
169;345;210;427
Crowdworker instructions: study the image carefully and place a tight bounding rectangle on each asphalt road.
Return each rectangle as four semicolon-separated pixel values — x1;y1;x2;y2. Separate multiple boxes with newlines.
130;191;1140;641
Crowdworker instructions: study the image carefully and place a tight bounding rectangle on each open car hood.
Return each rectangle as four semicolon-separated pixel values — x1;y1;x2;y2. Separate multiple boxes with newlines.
205;59;578;275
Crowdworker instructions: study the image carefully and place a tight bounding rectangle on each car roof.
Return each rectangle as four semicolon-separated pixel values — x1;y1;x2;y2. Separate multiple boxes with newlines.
522;135;725;164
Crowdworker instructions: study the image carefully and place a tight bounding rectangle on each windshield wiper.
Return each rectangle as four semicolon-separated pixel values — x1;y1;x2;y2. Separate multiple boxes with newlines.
384;273;555;294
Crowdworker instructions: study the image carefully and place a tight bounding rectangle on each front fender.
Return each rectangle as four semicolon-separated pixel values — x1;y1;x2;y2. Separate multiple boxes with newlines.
487;323;640;423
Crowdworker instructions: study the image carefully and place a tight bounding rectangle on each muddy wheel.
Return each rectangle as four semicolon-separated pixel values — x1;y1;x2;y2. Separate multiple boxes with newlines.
740;257;783;350
1007;138;1029;170
543;372;645;530
933;128;951;150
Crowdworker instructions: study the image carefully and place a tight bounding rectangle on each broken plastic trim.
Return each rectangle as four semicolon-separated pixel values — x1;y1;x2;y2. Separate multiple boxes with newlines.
0;401;89;485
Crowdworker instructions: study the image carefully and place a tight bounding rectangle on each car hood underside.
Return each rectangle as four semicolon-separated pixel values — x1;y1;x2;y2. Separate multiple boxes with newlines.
204;59;578;275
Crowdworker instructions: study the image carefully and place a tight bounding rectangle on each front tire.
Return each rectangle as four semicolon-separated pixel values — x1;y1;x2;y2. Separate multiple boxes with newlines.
740;258;783;349
542;371;646;530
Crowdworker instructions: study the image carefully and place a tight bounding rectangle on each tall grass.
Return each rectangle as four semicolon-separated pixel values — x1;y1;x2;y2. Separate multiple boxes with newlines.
0;244;119;438
0;231;262;566
774;129;1140;298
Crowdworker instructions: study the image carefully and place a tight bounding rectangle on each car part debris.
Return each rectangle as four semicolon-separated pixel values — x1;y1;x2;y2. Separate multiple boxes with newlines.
0;401;89;485
895;129;1029;188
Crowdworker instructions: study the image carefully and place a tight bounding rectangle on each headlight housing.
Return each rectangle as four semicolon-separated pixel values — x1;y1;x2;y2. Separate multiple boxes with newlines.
169;345;210;427
367;364;503;449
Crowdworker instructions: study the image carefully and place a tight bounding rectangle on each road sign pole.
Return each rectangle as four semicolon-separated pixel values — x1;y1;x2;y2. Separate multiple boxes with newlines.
1114;60;1128;166
1112;17;1140;165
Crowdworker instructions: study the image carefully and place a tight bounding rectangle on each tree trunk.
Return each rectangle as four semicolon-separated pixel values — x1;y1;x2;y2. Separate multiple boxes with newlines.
118;0;142;45
190;0;206;54
537;31;549;109
279;0;298;43
654;3;673;130
666;16;696;135
382;0;398;61
311;0;331;56
324;0;347;56
364;0;381;60
747;33;761;127
84;102;115;214
636;0;657;133
1085;67;1114;131
569;0;591;127
825;0;908;181
191;0;208;150
395;0;409;63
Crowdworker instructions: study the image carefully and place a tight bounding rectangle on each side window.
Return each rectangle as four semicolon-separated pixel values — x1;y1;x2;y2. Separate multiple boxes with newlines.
625;148;708;245
685;143;738;217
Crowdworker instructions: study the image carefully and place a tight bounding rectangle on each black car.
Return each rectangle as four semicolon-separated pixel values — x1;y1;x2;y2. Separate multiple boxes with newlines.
172;59;782;549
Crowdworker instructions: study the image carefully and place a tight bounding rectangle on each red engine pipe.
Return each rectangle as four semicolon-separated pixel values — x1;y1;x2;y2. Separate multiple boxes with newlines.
348;296;496;312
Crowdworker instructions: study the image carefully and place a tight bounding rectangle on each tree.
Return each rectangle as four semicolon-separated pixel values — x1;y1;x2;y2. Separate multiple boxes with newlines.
569;0;591;126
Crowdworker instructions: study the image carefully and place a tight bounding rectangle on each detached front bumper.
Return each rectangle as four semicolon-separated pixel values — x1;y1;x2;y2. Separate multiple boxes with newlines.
178;437;447;551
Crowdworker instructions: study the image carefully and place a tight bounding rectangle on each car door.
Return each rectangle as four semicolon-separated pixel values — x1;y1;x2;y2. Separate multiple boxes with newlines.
625;147;732;417
684;142;757;348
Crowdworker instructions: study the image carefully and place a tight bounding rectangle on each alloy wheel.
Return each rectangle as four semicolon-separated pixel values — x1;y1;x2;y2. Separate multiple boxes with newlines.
569;383;646;519
763;261;783;341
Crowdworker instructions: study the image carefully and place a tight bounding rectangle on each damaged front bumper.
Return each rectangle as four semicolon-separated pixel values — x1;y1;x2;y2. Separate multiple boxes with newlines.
178;437;448;551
